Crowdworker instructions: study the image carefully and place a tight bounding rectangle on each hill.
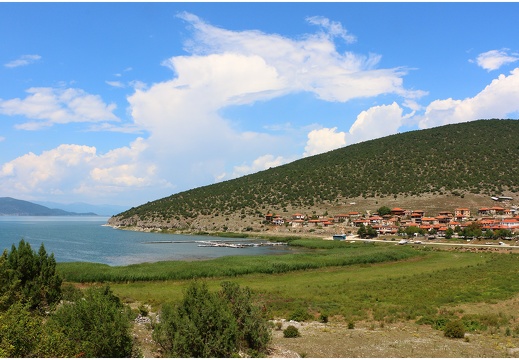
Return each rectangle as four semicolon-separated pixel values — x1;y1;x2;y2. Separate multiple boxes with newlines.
108;119;519;232
0;197;98;216
34;201;128;216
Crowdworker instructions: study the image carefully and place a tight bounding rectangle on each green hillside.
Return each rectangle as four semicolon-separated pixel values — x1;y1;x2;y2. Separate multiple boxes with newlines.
109;119;519;229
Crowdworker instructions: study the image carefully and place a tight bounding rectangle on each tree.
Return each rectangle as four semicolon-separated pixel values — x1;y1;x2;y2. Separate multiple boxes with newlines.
357;223;367;238
48;286;135;358
445;227;455;239
377;206;392;217
365;225;378;238
0;240;61;311
405;226;422;238
153;281;271;357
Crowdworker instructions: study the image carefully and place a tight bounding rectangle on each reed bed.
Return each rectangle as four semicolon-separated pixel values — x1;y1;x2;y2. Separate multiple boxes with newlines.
57;242;421;283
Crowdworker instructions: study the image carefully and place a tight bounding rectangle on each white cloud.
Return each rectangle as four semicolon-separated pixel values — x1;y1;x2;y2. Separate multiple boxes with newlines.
304;127;347;157
0;138;171;204
176;12;415;103
347;102;405;144
0;87;119;130
122;13;419;190
475;49;519;71
418;68;519;129
230;154;292;179
106;80;126;88
4;54;41;68
305;16;357;43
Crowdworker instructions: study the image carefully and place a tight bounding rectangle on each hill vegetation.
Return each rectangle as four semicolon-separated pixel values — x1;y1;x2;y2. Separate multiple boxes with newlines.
109;119;519;231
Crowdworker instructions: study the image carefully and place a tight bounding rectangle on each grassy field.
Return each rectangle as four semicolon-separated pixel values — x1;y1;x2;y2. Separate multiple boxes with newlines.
109;250;519;322
57;239;519;327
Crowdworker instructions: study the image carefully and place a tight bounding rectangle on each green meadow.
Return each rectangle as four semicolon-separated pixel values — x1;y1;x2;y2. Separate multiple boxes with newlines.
57;239;519;325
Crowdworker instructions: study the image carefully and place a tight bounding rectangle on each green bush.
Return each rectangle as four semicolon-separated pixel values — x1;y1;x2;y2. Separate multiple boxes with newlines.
444;319;465;338
283;325;300;338
319;313;329;323
48;286;135;357
0;302;43;357
0;240;62;311
153;281;271;357
289;307;313;322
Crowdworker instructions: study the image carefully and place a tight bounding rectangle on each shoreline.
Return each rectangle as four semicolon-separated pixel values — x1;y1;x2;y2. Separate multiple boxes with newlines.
107;224;519;252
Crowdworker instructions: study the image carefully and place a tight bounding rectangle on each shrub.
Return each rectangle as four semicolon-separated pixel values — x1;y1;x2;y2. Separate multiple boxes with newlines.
153;281;271;357
283;325;300;338
444;319;465;338
48;286;135;357
319;313;329;323
0;240;62;311
0;302;43;357
348;321;355;329
289;307;313;322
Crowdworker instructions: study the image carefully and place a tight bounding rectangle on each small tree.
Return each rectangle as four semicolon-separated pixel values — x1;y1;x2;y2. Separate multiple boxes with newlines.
377;206;391;217
0;240;61;311
154;281;271;357
48;286;135;357
283;325;300;338
444;319;465;338
357;223;367;238
445;227;455;239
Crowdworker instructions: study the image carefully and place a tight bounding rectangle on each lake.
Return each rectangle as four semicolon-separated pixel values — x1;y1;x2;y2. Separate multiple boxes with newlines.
0;216;291;266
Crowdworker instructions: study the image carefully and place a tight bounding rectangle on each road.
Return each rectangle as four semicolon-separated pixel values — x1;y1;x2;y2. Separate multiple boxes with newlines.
341;236;519;249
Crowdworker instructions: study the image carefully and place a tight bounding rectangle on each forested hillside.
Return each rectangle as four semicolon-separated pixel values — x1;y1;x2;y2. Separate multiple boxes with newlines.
109;119;519;230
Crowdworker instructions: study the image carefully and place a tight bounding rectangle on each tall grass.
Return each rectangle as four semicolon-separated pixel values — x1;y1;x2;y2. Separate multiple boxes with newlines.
108;251;519;325
57;242;421;282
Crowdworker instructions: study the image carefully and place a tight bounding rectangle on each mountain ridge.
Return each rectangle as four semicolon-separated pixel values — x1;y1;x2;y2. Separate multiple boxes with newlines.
0;197;98;216
108;119;519;232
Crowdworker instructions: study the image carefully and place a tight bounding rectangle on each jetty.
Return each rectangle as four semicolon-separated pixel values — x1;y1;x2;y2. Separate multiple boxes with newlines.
196;240;287;248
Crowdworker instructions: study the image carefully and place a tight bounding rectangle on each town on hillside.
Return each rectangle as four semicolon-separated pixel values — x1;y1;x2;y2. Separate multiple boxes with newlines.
264;201;519;239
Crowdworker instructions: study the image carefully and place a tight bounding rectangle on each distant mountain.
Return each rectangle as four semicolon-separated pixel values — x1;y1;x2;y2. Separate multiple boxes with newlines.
34;201;128;216
109;119;519;232
0;197;98;216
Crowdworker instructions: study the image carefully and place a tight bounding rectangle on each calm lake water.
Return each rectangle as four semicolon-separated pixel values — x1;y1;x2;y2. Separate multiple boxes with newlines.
0;216;290;266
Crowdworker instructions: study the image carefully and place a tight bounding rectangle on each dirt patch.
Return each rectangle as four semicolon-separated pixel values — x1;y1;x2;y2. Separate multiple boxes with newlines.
269;319;518;358
128;310;519;358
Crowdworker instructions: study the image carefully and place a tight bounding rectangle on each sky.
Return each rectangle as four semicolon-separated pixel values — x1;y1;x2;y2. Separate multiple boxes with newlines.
1;2;519;208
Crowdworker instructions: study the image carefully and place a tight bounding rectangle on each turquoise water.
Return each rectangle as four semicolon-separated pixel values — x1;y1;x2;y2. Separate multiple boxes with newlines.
0;216;290;266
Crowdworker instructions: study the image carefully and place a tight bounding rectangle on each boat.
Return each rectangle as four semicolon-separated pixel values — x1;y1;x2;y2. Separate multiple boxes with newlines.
333;234;347;240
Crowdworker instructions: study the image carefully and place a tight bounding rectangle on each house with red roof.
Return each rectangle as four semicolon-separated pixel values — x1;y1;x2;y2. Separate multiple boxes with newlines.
455;208;471;221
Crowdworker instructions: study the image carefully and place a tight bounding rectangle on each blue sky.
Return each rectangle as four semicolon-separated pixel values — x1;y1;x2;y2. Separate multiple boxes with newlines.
1;2;519;208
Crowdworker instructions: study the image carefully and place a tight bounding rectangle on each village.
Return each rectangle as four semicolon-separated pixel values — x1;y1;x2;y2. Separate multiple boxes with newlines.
264;202;519;239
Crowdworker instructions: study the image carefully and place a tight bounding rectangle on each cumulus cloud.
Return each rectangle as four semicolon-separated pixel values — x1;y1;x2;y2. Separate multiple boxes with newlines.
475;49;519;71
122;13;419;188
304;127;347;156
229;154;293;180
4;54;41;68
347;102;405;144
418;68;519;129
0;138;170;204
176;12;414;103
0;87;119;130
0;13;425;202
